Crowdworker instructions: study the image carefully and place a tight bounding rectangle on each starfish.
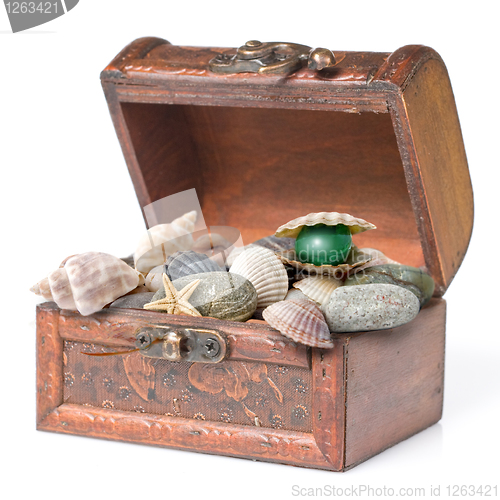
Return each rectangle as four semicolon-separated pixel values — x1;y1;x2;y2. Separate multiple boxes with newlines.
144;273;202;317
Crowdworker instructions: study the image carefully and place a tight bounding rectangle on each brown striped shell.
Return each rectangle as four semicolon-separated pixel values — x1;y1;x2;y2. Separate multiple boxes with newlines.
262;299;333;348
275;245;373;278
30;252;143;316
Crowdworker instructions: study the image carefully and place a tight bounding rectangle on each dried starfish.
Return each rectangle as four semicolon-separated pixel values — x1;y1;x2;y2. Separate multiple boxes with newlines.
144;273;202;316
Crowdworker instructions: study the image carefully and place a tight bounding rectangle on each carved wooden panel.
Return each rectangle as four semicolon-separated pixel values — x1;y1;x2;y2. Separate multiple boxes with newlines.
63;341;314;432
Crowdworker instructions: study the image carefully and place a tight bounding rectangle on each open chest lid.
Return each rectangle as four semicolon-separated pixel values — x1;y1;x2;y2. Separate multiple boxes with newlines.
100;38;473;297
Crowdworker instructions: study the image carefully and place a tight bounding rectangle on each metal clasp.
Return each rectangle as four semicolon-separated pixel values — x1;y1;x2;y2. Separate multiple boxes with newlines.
209;40;336;75
135;327;227;363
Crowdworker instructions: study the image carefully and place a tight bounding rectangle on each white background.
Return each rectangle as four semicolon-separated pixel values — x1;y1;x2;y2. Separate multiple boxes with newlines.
1;1;499;498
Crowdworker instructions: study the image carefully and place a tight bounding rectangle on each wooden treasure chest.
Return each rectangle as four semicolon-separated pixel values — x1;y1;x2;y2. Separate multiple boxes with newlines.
35;38;473;472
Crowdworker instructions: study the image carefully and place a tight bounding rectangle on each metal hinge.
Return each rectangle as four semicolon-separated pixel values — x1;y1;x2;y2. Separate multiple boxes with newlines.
209;40;336;75
135;326;227;363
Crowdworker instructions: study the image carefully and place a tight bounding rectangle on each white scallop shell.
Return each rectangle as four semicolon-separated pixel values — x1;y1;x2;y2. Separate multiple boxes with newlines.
30;252;143;316
293;276;343;305
134;211;197;274
275;212;376;238
262;299;333;348
224;244;254;268
284;288;309;301
229;245;288;308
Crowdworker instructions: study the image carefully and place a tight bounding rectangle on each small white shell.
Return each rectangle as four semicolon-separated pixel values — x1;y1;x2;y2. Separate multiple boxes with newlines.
145;264;166;292
134;211;197;274
275;212;376;238
30;252;143;316
263;299;333;348
229;246;288;308
293;276;343;305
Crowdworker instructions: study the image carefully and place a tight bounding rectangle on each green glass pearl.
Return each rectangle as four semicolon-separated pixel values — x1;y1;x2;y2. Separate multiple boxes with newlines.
295;224;352;266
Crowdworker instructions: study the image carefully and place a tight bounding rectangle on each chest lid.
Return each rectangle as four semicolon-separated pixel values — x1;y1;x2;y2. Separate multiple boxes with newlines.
100;38;473;296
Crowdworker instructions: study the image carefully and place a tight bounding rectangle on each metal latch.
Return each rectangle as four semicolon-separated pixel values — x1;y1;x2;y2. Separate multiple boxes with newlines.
209;40;336;75
135;327;227;363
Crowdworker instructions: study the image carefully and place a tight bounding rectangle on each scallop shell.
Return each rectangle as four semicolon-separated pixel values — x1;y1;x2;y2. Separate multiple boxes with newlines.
229;246;288;309
284;288;309;301
165;250;224;281
275;212;376;238
262;299;333;348
276;245;373;278
134;211;197;274
30;252;143;316
225;244;257;267
293;276;343;305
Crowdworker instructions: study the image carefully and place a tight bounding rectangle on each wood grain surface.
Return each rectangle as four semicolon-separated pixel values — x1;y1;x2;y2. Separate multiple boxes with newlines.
101;40;473;294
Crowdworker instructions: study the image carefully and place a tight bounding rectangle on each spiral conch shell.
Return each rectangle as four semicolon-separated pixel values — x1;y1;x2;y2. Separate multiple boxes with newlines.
134;211;197;274
263;299;333;348
275;212;376;238
30;252;143;316
229;245;288;309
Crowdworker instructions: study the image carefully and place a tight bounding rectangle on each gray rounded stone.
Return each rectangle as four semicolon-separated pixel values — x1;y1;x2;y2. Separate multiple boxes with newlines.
322;284;420;333
110;292;156;309
153;271;257;322
344;264;435;306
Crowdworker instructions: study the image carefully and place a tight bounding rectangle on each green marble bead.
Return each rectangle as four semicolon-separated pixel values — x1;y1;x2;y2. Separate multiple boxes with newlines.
295;224;352;266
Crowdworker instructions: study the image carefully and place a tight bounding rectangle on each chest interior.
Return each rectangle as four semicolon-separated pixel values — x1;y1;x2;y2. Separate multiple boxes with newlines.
121;102;424;268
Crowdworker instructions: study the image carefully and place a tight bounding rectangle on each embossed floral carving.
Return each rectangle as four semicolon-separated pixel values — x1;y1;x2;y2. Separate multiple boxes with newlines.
188;361;281;402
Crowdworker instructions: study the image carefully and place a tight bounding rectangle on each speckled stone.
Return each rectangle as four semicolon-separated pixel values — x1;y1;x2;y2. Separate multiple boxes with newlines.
110;292;155;309
344;264;435;306
152;271;257;322
322;284;420;333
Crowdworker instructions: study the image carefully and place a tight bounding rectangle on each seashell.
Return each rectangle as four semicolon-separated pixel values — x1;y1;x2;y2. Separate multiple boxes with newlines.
284;288;309;301
191;233;233;267
276;245;373;278
252;235;296;253
134;211;197;274
165;250;224;281
225;244;257;267
275;212;376;238
144;264;167;292
30;252;143;316
229;246;288;309
262;299;333;348
120;254;135;268
293;276;343;305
